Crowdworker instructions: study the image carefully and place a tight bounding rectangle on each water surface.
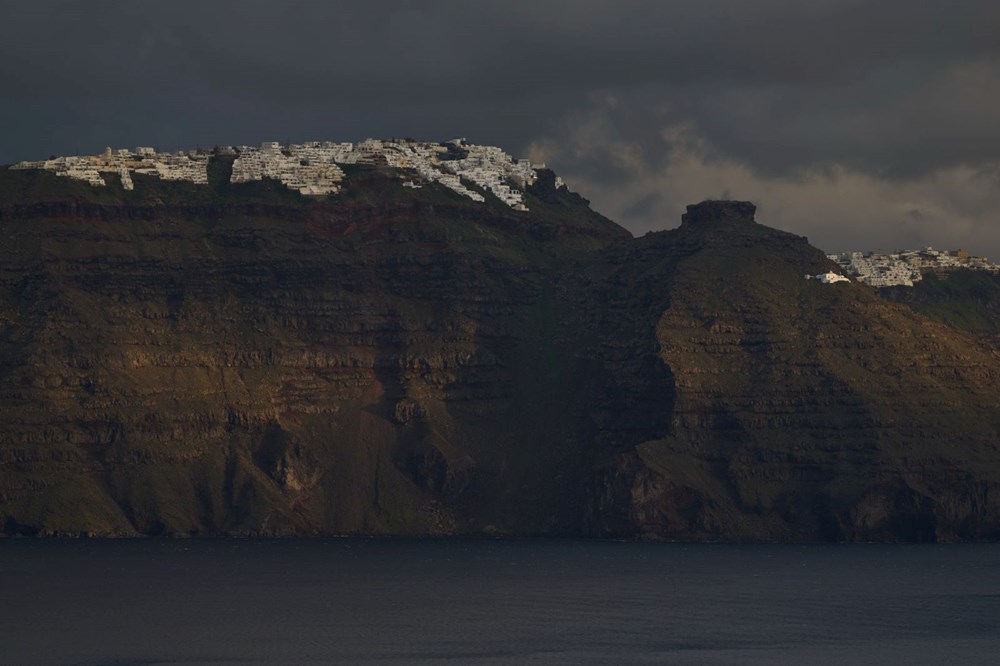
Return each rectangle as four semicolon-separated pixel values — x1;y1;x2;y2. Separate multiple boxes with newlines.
1;538;998;664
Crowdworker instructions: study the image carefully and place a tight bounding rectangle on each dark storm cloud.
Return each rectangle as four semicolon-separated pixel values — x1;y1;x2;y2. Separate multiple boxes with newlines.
3;0;997;171
2;1;1000;252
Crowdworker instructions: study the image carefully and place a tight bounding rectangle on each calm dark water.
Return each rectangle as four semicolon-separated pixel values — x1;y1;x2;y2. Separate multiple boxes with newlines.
1;539;998;665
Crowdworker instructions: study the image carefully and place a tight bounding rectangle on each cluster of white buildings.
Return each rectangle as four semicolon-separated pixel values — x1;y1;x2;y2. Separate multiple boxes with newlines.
438;144;538;211
343;138;539;209
230;141;347;196
11;138;547;211
828;251;922;287
827;247;1000;287
12;147;208;191
352;139;486;203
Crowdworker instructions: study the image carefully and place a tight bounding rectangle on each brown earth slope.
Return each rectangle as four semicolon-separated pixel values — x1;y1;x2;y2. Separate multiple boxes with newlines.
1;166;999;541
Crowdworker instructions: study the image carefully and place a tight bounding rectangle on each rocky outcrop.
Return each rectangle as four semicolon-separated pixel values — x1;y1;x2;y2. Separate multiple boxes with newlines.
680;199;757;226
578;208;1000;542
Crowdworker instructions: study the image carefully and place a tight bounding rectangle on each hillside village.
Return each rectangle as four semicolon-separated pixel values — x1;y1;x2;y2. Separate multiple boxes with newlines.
10;138;551;211
12;146;209;190
13;145;999;286
828;248;1000;287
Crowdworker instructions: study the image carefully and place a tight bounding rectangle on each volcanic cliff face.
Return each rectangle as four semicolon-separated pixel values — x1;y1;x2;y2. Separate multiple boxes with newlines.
0;162;625;537
1;170;999;541
576;202;1000;541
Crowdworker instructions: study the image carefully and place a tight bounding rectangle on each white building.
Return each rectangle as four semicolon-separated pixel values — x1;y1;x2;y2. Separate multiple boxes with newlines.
806;272;851;284
9;137;547;210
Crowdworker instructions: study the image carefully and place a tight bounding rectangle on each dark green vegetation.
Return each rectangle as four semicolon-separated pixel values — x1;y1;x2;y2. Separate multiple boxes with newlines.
1;164;999;541
881;270;1000;340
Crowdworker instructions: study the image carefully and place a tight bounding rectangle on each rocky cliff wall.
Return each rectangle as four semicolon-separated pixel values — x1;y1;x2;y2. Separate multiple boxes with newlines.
2;186;1000;541
579;206;1000;541
0;166;625;536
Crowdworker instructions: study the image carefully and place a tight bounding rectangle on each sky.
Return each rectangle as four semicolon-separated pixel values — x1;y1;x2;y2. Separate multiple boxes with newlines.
2;0;999;255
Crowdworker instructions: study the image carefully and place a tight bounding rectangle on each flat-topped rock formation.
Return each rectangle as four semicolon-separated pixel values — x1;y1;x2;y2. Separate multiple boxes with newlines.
681;199;758;226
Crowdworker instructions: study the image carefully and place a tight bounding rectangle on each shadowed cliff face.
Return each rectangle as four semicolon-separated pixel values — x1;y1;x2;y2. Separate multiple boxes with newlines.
581;204;1000;542
0;163;628;537
1;179;1000;541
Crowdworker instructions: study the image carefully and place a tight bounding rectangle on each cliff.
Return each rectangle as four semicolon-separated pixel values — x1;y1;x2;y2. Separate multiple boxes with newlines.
573;203;1000;541
1;171;999;542
0;160;624;537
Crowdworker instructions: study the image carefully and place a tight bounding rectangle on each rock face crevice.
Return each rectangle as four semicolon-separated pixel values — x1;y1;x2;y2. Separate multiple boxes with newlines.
2;181;1000;541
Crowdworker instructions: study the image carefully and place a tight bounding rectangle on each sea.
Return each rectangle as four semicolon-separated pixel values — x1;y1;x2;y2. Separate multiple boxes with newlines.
1;538;998;665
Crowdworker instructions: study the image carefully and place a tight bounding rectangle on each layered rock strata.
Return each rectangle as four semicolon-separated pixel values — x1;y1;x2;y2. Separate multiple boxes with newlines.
1;178;999;542
575;202;1000;541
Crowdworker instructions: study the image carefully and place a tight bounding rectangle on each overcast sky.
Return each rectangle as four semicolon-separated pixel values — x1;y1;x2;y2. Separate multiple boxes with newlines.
2;1;999;255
